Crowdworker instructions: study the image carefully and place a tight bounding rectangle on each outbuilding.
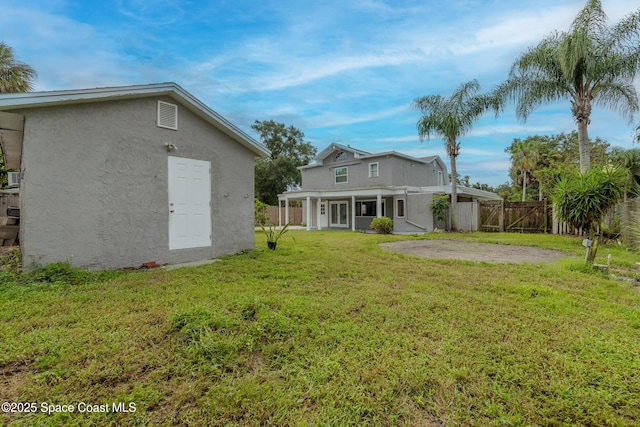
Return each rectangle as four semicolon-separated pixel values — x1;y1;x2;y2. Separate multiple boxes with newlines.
0;82;269;270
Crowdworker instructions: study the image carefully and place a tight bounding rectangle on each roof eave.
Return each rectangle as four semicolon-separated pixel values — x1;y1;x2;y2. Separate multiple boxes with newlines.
0;82;270;159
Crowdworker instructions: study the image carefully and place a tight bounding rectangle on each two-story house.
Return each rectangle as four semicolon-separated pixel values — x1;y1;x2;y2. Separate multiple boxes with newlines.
278;143;501;232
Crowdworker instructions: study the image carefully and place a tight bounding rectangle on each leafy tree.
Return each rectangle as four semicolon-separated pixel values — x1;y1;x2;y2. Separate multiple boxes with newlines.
0;41;36;93
496;0;640;173
252;120;316;205
413;80;498;231
494;182;516;200
505;131;611;201
610;148;640;191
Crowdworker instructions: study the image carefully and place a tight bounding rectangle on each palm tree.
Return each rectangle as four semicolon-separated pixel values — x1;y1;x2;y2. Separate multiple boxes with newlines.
0;41;36;93
496;0;640;173
413;80;497;231
509;139;536;201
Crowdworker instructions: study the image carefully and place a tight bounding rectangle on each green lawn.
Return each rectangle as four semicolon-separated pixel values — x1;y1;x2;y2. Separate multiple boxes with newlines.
1;231;639;426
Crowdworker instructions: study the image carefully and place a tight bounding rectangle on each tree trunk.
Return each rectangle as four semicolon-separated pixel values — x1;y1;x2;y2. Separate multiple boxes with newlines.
578;120;590;173
538;183;543;201
450;154;458;231
521;169;527;202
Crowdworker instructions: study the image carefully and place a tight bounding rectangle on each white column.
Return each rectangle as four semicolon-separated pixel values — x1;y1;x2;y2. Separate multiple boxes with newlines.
376;194;382;218
306;196;311;230
351;195;356;231
277;198;282;226
285;198;290;225
317;198;322;230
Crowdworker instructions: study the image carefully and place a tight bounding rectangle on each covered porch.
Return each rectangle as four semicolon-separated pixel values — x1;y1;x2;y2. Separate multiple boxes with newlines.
278;184;503;233
277;187;399;231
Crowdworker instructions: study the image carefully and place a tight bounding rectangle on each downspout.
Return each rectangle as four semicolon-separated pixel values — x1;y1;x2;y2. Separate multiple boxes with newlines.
404;189;428;231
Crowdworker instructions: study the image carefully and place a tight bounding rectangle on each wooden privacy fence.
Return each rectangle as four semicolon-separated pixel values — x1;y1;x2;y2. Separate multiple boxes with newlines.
257;206;303;226
480;200;552;233
0;193;18;217
0;192;19;246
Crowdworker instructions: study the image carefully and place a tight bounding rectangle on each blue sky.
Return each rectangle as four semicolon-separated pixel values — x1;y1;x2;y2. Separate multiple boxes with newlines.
3;0;639;186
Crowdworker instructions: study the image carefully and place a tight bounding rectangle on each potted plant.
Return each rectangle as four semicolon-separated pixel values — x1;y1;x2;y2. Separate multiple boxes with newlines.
261;222;290;250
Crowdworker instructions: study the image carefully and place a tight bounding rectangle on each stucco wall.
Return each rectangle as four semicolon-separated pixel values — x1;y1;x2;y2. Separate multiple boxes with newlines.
18;96;256;269
301;151;448;190
393;193;436;233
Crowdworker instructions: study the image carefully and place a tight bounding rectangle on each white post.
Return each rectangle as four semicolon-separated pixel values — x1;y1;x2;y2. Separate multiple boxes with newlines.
376;194;382;218
351;195;356;231
277;198;282;227
306;196;311;231
317;198;322;230
285;198;290;225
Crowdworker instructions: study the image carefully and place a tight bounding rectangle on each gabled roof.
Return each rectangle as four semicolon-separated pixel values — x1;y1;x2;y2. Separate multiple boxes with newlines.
300;143;446;170
301;143;371;169
0;82;270;158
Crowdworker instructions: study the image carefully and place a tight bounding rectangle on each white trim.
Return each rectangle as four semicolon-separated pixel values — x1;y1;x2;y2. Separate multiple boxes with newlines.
319;201;327;229
368;162;379;178
157;100;178;130
168;156;212;250
396;198;406;218
329;201;349;227
0;82;270;158
335;166;348;184
306;196;312;230
279;184;501;201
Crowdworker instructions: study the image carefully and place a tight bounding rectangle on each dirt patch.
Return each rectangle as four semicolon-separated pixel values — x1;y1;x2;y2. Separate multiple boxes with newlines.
380;240;571;263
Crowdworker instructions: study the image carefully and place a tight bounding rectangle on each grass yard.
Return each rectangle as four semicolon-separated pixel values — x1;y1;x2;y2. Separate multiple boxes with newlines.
1;231;639;426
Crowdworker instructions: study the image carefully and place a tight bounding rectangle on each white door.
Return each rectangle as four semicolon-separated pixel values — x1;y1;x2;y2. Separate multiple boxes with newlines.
168;156;212;250
320;202;328;228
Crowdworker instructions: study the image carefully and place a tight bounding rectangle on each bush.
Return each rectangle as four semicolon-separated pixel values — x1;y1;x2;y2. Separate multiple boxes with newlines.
430;194;450;223
254;199;269;226
552;167;629;233
370;216;393;234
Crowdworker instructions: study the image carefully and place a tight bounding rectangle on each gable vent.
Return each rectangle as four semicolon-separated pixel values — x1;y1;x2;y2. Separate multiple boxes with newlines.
157;101;178;130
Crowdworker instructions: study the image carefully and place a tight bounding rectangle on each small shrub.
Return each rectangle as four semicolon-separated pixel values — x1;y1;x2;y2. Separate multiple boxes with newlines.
254;199;269;226
171;308;238;340
24;261;120;285
370;216;393;234
0;249;22;274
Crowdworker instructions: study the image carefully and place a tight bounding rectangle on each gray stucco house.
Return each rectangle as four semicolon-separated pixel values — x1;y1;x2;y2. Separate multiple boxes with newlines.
279;143;501;232
0;82;269;270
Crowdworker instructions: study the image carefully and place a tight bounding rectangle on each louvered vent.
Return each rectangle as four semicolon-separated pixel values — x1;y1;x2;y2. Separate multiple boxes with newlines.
157;101;178;130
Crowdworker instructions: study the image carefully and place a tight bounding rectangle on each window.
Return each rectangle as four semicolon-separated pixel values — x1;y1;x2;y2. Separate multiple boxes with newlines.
334;151;347;162
396;199;405;218
369;162;379;178
438;170;444;186
320;203;326;215
335;167;348;183
356;200;385;217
